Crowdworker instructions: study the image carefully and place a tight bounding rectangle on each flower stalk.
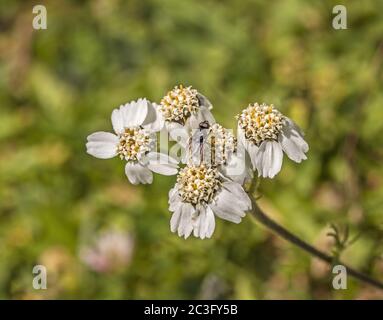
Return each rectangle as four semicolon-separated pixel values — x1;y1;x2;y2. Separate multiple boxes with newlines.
247;181;383;291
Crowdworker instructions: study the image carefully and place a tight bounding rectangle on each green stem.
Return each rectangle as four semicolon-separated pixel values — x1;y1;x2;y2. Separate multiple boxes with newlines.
249;196;383;292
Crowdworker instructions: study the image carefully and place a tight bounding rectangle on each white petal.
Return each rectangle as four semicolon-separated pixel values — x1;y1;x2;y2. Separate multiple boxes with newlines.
193;205;212;239
87;131;119;143
142;102;165;132
193;214;201;238
111;109;124;134
205;205;215;238
269;141;283;177
121;98;148;128
237;126;247;149
279;120;309;163
279;132;307;163
199;212;209;239
247;143;259;170
215;189;247;216
168;188;182;213
167;122;189;147
200;106;216;123
86;132;118;159
254;143;265;175
211;205;242;224
255;140;283;178
169;197;182;213
146;152;178;175
192;205;203;238
124;162;153;185
222;182;251;210
210;189;247;224
170;209;181;233
220;152;253;185
197;93;213;110
237;125;260;171
285;117;306;138
176;203;195;239
168;187;179;204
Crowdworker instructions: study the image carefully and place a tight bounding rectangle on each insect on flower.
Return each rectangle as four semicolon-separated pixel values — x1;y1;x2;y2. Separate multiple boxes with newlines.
86;89;308;240
168;120;252;239
186;120;252;185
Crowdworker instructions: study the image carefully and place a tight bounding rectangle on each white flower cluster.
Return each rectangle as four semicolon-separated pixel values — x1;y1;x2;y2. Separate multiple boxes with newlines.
86;85;308;239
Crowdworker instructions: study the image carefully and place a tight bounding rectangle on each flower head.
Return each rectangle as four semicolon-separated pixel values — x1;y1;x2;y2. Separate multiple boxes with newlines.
86;98;178;185
237;103;285;146
169;163;251;239
117;127;155;162
160;85;215;143
237;103;309;178
160;85;200;125
176;164;221;205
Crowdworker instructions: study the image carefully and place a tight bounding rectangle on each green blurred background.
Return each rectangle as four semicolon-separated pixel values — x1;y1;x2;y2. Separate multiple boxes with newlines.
1;0;383;299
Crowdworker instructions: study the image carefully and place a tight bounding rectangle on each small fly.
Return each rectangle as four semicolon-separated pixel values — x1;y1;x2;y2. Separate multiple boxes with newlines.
188;121;211;165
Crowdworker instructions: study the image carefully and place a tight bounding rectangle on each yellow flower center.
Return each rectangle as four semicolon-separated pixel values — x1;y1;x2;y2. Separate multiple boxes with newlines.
160;85;200;124
117;127;154;161
176;164;221;205
237;103;285;145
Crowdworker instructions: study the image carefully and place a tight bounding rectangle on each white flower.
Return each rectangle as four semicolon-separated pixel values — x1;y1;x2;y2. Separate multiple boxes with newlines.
159;85;215;142
186;122;253;185
169;164;251;239
237;103;309;178
80;230;134;273
86;98;178;184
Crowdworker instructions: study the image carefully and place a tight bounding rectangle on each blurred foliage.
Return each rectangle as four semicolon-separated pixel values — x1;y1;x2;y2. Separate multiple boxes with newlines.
0;0;383;299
